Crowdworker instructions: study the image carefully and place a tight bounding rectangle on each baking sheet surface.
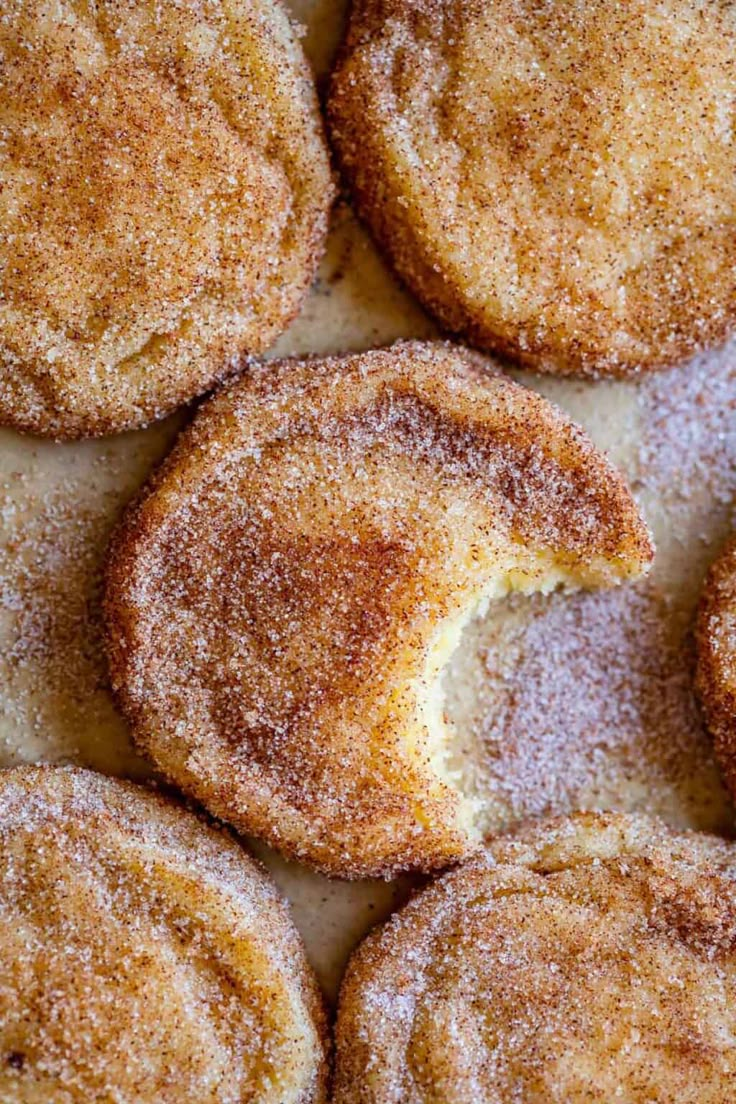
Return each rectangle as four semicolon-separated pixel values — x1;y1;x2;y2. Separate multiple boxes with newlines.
1;0;734;1000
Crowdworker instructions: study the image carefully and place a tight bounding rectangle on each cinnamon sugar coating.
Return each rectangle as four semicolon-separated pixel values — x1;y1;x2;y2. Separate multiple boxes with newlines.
104;341;652;878
335;812;736;1103
0;0;333;439
0;765;329;1103
328;0;736;378
696;536;736;797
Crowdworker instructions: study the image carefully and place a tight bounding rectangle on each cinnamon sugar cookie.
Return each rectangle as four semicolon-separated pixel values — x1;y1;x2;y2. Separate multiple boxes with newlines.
696;535;736;796
328;0;736;378
0;0;333;439
0;765;328;1103
104;341;652;878
335;812;736;1103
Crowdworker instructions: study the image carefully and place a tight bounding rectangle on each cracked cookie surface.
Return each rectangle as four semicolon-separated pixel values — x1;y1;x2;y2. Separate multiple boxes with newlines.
0;765;329;1103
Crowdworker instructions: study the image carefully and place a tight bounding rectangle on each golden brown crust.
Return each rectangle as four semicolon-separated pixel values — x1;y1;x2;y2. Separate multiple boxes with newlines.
104;340;652;878
696;535;736;796
328;0;736;378
0;764;329;1103
335;811;736;1103
0;0;334;439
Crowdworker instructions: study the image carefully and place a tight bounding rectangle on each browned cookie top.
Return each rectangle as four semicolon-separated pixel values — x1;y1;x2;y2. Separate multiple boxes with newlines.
0;0;333;438
0;765;329;1103
329;0;736;377
104;341;651;878
335;812;736;1103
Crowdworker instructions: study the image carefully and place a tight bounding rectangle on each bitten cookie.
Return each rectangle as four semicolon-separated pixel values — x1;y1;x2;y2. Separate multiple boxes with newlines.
104;341;652;878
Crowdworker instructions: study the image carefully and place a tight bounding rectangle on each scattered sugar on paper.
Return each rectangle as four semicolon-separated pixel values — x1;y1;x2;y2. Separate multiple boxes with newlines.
447;341;736;836
0;428;177;773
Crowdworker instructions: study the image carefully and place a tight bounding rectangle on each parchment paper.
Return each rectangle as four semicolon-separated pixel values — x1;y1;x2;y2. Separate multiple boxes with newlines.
1;0;734;1001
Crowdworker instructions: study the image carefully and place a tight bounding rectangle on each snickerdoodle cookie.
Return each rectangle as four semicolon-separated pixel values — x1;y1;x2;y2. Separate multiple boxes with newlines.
696;535;736;797
104;341;652;878
0;0;333;438
335;812;736;1103
329;0;736;377
0;765;328;1103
